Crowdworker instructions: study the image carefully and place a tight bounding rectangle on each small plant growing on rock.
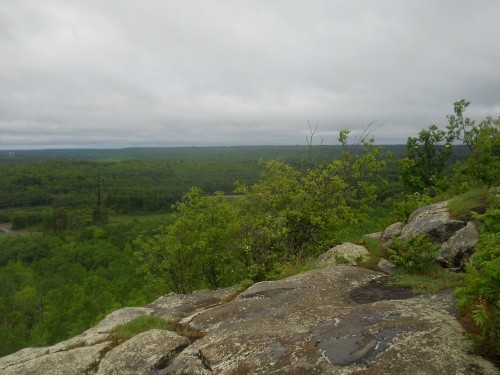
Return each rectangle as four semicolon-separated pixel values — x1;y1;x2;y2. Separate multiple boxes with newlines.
110;315;205;343
387;234;440;273
334;252;350;264
354;254;365;264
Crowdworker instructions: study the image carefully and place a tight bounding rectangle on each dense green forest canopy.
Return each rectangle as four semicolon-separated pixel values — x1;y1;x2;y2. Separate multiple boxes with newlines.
0;222;165;356
0;144;469;226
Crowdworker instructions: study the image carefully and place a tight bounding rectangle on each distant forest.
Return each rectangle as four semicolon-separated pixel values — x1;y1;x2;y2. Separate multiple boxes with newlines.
0;145;469;230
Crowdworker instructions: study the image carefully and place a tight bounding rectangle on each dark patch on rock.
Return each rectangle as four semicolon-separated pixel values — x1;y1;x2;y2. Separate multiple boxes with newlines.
312;308;409;366
317;327;405;366
349;278;413;304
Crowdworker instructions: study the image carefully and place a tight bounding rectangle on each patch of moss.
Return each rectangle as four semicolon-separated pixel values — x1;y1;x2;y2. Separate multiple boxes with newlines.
110;315;205;343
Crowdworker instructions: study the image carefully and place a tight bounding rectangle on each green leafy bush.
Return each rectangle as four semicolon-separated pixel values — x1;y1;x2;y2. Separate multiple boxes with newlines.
134;188;243;294
453;208;500;357
235;128;386;260
387;234;440;273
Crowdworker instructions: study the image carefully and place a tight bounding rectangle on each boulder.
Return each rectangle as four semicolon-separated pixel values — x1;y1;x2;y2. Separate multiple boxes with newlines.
96;330;190;375
378;258;397;275
438;221;481;269
363;231;382;240
315;242;370;266
91;307;154;332
400;201;466;243
380;222;404;247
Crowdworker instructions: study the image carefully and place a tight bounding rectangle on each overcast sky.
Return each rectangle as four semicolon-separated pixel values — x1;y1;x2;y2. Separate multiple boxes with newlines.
1;0;499;149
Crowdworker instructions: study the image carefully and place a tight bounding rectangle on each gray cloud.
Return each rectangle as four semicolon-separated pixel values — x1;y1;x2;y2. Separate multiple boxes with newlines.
1;0;499;149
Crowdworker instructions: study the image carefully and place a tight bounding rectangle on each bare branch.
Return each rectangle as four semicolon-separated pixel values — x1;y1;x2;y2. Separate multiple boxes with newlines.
306;121;319;166
351;121;384;151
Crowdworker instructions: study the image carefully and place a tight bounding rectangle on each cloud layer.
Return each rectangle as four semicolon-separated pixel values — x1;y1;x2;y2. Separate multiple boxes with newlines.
1;0;499;149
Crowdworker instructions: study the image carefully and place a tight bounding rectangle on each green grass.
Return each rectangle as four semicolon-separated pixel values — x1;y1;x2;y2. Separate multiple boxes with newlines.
110;315;178;341
448;188;496;220
274;257;320;280
387;268;465;294
358;236;387;271
110;314;205;342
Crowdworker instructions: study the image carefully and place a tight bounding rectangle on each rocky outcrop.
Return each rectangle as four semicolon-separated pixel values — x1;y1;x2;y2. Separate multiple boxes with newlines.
381;201;479;269
1;266;497;374
160;267;495;374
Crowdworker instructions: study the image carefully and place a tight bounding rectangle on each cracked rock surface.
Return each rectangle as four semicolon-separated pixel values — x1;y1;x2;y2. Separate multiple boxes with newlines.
0;267;497;374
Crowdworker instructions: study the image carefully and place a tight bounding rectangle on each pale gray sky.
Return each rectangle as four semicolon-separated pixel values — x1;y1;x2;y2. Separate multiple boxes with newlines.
1;0;499;149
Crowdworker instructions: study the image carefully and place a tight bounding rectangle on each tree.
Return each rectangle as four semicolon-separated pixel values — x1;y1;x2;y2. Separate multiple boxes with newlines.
134;187;241;293
235;128;386;261
399;124;453;193
447;99;500;186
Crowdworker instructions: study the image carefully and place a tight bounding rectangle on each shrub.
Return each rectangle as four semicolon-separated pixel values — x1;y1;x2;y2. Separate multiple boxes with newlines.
387;234;440;273
453;208;500;357
234;128;386;260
